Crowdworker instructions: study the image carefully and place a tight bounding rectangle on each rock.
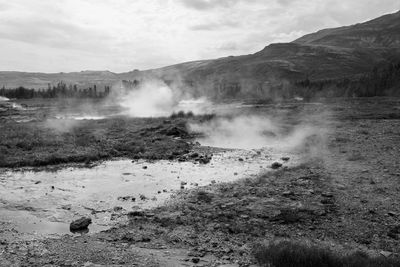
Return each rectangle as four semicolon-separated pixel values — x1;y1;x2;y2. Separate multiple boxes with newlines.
113;206;123;212
388;225;400;239
238;158;244;162
181;181;187;186
321;198;335;205
271;162;282;169
281;157;290;161
118;196;136;202
128;211;145;217
321;192;334;197
192;258;200;264
282;191;294;197
34;181;41;184
61;204;72;210
142;166;147;169
388;211;397;217
70;217;92;231
190;153;199;158
199;156;211;164
380;251;393;257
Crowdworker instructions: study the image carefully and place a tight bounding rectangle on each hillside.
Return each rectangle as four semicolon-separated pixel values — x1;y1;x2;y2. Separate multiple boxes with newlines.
1;10;400;99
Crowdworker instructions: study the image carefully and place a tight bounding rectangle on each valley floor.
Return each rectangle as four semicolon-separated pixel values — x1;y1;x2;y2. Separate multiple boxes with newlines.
1;98;400;266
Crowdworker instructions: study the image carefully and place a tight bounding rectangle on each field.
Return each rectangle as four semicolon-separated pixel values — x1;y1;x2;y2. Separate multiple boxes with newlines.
0;97;400;266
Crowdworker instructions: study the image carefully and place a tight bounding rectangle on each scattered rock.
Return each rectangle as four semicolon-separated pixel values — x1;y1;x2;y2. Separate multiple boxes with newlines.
70;217;92;232
118;196;136;202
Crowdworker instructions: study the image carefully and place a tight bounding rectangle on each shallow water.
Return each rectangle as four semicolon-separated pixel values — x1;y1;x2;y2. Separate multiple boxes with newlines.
0;148;299;237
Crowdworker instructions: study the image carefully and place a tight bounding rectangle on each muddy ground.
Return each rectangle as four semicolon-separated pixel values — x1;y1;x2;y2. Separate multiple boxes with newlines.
1;97;400;266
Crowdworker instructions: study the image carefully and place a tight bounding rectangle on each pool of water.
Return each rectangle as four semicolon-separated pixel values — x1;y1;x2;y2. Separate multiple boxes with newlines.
0;148;298;237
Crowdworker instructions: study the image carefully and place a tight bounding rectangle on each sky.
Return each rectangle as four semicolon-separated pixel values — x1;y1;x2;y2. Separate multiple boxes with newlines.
0;0;399;73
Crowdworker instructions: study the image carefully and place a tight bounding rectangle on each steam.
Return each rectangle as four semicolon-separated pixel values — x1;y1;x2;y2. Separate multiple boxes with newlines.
114;79;212;117
189;115;327;151
0;96;9;101
43;118;80;133
118;80;175;117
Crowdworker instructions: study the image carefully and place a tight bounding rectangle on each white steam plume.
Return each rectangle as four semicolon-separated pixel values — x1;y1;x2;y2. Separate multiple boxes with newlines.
189;115;327;151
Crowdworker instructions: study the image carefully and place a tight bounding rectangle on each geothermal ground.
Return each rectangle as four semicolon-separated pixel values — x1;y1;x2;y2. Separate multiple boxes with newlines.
0;97;400;266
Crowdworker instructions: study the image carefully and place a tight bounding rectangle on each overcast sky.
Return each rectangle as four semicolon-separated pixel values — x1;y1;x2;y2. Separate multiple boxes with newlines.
0;0;399;73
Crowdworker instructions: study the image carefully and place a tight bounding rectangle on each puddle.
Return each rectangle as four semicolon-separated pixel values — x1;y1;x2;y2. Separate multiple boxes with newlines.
0;148;299;237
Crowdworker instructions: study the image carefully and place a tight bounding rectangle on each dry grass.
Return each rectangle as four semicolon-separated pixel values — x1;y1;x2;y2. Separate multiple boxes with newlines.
253;241;400;267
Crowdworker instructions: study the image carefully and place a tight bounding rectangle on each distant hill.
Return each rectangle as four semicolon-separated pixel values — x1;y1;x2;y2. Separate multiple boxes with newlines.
1;10;400;99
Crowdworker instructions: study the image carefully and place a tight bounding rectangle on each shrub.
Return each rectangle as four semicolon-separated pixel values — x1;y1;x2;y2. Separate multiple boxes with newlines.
253;241;400;267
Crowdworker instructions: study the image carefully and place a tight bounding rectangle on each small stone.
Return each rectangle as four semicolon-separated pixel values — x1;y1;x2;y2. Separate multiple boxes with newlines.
238;158;244;162
271;162;282;169
281;157;290;161
388;211;397;217
70;217;92;232
142;166;147;169
192;257;200;264
380;251;392;257
282;191;294;197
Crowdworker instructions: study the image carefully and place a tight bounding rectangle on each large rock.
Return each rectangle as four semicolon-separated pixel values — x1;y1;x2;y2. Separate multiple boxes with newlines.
70;217;92;231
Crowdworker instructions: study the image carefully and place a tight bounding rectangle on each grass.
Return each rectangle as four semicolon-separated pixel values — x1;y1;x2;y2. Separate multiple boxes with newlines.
0;117;192;167
253;241;400;267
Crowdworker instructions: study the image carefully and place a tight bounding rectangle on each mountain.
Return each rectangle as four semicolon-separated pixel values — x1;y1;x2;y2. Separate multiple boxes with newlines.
1;10;400;99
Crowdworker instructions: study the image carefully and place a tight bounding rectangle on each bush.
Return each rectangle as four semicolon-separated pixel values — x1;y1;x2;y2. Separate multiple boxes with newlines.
253;241;400;267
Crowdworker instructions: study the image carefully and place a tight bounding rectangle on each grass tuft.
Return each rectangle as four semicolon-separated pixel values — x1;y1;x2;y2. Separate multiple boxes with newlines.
253;241;400;267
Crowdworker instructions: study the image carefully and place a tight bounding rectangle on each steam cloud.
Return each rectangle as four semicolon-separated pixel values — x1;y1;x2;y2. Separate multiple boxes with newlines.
189;115;327;151
116;79;212;117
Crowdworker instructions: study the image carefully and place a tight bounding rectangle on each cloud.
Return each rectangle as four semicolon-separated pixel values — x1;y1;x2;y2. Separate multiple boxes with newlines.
0;0;398;73
179;0;240;10
0;18;111;53
216;42;239;51
189;20;240;31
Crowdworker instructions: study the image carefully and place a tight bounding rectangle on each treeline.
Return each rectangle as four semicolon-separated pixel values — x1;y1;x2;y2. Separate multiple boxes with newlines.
0;82;111;99
293;61;400;99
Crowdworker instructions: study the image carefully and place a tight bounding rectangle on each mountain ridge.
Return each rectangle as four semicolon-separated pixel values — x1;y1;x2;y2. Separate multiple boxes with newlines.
1;10;400;99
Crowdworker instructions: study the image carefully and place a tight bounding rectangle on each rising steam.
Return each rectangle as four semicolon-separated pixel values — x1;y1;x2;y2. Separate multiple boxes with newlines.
189;115;327;151
116;79;212;117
